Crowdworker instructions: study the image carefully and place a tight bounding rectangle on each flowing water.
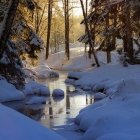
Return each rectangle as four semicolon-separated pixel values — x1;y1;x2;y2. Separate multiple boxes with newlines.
3;72;94;128
38;72;94;128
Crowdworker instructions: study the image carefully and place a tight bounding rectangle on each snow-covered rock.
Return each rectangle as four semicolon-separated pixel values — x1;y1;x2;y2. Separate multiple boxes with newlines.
49;71;59;78
31;64;59;79
82;85;92;91
52;89;65;97
24;68;37;81
23;81;50;96
65;78;75;84
0;79;25;102
25;96;47;105
0;104;65;140
68;71;82;80
94;92;106;100
92;79;125;96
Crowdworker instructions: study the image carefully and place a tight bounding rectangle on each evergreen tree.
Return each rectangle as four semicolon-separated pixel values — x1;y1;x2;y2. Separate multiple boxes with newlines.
79;0;140;64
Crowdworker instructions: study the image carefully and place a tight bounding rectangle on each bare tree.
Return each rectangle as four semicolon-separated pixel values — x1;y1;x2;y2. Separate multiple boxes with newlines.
106;0;111;63
64;0;70;59
46;0;53;59
80;0;100;67
124;0;133;63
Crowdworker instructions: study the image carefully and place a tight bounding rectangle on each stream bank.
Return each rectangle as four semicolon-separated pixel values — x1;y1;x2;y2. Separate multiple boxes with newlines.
3;71;94;129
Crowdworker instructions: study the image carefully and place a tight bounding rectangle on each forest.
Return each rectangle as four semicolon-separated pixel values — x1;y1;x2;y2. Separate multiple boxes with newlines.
0;0;140;140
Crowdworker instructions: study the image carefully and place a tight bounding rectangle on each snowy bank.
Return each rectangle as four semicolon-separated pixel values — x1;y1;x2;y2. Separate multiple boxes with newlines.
0;77;50;103
76;78;140;140
23;81;50;96
46;42;95;71
72;64;140;88
72;64;140;140
0;104;65;140
31;64;59;79
46;42;120;71
25;96;48;105
0;79;25;102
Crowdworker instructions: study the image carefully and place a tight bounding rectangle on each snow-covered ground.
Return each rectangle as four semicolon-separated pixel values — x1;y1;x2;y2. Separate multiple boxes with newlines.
25;96;48;105
0;78;25;102
31;64;59;79
0;104;65;140
0;75;51;104
46;42;120;71
23;81;50;96
1;41;140;140
65;64;140;140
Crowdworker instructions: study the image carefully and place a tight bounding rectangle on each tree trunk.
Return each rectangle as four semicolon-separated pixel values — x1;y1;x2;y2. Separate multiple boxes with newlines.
46;0;53;59
106;1;111;63
124;1;133;63
84;0;88;53
112;5;117;50
0;0;19;56
80;0;100;67
64;0;70;60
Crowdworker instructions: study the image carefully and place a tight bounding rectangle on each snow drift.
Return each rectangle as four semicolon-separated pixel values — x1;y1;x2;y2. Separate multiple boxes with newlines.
0;78;25;102
0;104;65;140
73;64;140;140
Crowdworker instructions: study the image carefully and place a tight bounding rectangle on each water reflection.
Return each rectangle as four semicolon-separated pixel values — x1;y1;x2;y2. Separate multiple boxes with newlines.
49;98;53;119
4;72;94;128
86;94;94;105
66;95;70;114
28;72;94;128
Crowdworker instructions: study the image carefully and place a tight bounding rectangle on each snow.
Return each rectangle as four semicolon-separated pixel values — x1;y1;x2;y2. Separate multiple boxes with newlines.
45;42;121;71
70;64;140;140
23;81;50;96
24;68;37;81
97;51;120;65
46;42;95;71
0;51;10;64
25;96;47;105
30;37;40;46
65;78;75;84
52;89;65;97
72;64;140;88
1;41;140;140
31;64;59;79
94;92;106;100
0;104;65;140
55;124;83;140
0;79;25;102
68;71;83;80
76;84;140;139
82;85;92;91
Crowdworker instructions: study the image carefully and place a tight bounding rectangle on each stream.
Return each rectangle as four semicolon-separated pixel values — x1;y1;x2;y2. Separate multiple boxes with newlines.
3;72;94;128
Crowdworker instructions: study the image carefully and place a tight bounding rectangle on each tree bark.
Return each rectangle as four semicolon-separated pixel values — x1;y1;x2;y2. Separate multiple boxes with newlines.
64;0;70;60
124;0;133;63
46;0;53;59
112;5;117;50
84;0;88;53
80;0;100;67
0;0;19;56
106;1;111;63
